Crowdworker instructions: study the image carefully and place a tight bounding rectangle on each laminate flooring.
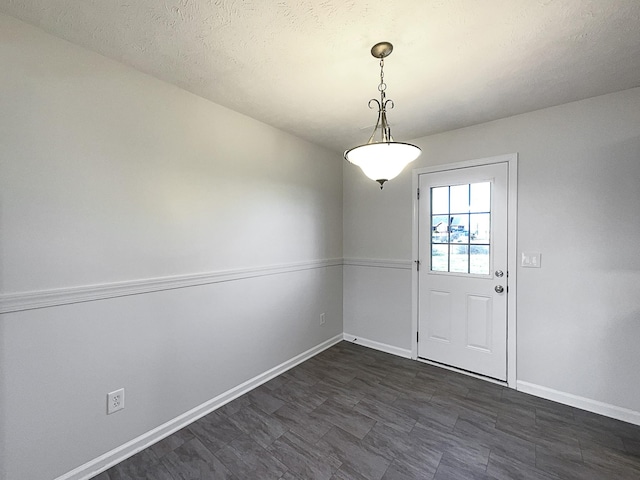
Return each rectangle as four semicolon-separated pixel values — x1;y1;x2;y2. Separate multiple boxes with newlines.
93;341;640;479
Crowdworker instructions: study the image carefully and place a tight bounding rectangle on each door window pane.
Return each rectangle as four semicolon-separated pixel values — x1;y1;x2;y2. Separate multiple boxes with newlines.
450;245;469;273
470;213;490;243
470;182;491;213
470;245;490;275
430;182;491;275
450;184;470;213
431;244;449;271
431;187;449;215
432;215;449;244
450;215;469;244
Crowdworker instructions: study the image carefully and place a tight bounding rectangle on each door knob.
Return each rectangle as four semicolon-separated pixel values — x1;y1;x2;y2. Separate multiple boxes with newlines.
495;270;504;277
495;285;504;293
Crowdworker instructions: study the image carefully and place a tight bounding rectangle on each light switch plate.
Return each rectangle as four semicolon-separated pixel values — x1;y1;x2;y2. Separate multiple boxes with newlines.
521;252;541;268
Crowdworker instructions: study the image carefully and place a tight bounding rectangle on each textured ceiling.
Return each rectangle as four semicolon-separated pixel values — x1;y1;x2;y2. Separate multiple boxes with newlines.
2;0;640;153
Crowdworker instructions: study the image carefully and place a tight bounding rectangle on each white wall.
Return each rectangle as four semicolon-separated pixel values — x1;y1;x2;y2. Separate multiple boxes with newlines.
343;260;412;355
0;14;343;480
344;87;640;417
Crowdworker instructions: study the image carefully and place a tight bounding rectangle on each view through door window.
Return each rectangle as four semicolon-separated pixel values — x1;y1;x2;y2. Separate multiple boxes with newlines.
430;182;491;274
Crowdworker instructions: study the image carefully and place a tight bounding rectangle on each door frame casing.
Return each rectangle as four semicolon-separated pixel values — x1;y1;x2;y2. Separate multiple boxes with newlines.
411;153;518;388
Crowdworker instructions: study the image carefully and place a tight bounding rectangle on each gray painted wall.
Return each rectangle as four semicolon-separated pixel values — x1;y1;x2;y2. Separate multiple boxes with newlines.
344;86;640;417
0;15;343;480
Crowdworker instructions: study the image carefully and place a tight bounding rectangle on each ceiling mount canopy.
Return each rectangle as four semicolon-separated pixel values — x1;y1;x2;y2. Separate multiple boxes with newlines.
344;42;422;189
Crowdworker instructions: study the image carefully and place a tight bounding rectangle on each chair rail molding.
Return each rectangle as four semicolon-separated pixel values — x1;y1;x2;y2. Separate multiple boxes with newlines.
342;258;412;270
0;258;343;314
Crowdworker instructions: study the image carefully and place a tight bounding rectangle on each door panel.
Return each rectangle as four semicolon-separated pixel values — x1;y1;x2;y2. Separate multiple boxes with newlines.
466;294;492;351
428;290;452;343
418;162;508;381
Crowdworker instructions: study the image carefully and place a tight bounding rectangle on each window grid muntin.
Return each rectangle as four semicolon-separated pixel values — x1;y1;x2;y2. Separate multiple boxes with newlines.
430;182;491;275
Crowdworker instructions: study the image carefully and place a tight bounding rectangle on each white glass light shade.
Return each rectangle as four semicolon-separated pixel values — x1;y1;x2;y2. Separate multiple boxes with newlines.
344;141;422;185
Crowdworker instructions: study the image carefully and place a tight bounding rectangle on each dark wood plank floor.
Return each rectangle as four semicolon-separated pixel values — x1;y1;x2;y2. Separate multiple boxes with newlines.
93;341;640;479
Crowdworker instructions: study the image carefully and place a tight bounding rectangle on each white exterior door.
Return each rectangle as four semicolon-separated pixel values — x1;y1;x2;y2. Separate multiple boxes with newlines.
417;162;508;381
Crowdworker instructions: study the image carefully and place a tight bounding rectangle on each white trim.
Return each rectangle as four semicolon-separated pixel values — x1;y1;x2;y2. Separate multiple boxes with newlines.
410;154;518;388
343;258;412;270
506;157;518;388
517;381;640;427
412;154;517;175
0;258;343;314
343;333;412;359
411;171;420;361
56;334;344;480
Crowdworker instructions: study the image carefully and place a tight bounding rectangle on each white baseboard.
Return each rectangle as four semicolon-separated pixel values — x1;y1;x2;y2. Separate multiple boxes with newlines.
58;334;344;480
343;333;412;359
517;381;640;426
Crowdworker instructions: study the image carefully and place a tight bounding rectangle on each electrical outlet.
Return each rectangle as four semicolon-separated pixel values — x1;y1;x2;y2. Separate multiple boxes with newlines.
107;388;125;415
320;313;326;325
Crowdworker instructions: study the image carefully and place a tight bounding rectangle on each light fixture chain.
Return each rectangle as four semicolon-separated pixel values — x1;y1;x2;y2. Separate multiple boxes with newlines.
378;58;386;94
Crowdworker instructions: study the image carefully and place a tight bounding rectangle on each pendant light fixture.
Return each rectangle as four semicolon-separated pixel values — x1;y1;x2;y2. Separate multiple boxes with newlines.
344;42;422;189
